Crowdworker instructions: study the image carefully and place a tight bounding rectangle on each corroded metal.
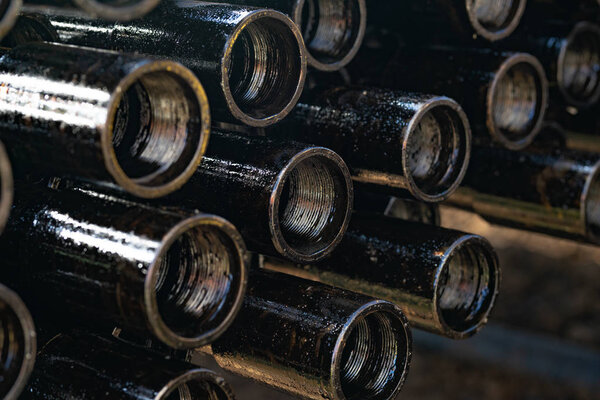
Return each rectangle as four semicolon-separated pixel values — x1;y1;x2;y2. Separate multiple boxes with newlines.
350;42;549;150
0;42;210;199
0;140;12;234
263;214;500;339
0;0;20;39
0;180;248;349
198;269;412;400
0;283;36;400
170;130;353;263
25;331;235;399
208;0;366;71
23;0;307;127
275;87;471;202
449;140;600;244
25;0;159;21
354;192;441;226
368;0;527;42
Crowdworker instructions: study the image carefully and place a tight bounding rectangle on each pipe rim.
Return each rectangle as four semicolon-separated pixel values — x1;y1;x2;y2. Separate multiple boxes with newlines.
71;0;159;21
156;368;235;400
0;141;12;235
221;9;307;127
582;159;600;244
402;96;472;202
292;0;367;71
144;214;248;349
465;0;527;42
103;60;210;199
486;52;548;150
269;146;353;262
0;0;21;39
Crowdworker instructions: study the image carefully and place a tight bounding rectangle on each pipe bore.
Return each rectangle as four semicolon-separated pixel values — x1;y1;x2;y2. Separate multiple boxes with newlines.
0;141;12;234
106;62;210;198
271;148;353;262
584;161;600;243
159;369;234;400
0;0;20;40
335;303;410;400
147;216;247;349
559;22;600;107
436;236;499;337
71;0;160;21
466;0;526;41
0;284;36;400
293;0;367;71
404;98;471;201
488;53;548;150
225;11;306;126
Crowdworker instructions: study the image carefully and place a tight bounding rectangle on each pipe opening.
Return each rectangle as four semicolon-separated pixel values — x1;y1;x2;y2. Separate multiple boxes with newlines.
405;102;470;200
437;238;498;334
340;310;408;399
561;24;600;106
276;153;351;260
111;69;204;191
154;225;243;342
163;380;230;400
297;0;365;69
467;0;525;40
228;15;303;122
0;292;28;398
490;58;546;147
585;165;600;243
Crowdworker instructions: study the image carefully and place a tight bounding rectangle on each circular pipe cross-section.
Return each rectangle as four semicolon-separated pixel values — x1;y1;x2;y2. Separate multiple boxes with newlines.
0;0;21;40
466;0;527;41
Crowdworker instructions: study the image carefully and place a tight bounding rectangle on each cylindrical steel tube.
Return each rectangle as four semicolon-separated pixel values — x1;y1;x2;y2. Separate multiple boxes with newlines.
449;143;600;244
208;0;366;71
350;44;549;150
368;0;527;42
198;269;412;400
25;331;235;399
276;87;471;201
0;181;248;349
1;13;59;46
263;214;500;339
171;130;353;263
354;192;441;226
23;1;307;127
0;0;20;39
0;140;12;234
24;0;159;21
0;283;36;400
0;42;210;199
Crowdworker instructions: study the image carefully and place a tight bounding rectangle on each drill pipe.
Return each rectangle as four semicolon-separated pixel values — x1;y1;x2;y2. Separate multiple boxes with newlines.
449;143;600;244
169;130;353;263
349;44;549;150
0;42;210;199
23;1;307;127
275;87;471;202
368;0;527;42
207;0;366;71
0;283;36;400
0;140;12;234
25;331;234;399
0;181;248;349
24;0;159;21
1;13;59;47
354;192;441;226
0;0;20;40
198;269;412;400
263;214;500;339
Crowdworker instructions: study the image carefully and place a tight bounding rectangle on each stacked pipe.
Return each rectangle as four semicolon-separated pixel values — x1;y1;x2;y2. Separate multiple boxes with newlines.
0;0;596;398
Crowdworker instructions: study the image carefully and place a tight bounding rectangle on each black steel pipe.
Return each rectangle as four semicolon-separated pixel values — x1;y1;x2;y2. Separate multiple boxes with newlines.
263;214;500;339
0;283;36;400
368;0;527;42
0;140;12;234
0;0;20;39
350;44;549;150
23;0;307;127
25;331;235;399
0;180;248;349
24;0;159;21
198;269;412;400
208;0;366;71
1;13;59;47
0;42;210;199
170;130;353;263
275;87;471;202
449;141;600;244
354;192;441;226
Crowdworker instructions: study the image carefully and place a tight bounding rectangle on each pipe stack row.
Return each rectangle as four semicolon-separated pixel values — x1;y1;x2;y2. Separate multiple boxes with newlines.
0;0;597;399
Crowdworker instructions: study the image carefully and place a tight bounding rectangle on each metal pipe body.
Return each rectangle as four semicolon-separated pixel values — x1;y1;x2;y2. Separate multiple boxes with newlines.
0;283;36;400
349;42;548;150
0;180;248;349
1;13;59;46
367;0;527;42
24;0;159;21
207;0;366;71
170;130;353;263
354;192;441;225
450;143;600;244
274;87;471;201
0;140;12;234
263;214;500;338
25;331;234;399
0;41;210;198
23;0;307;127
199;269;412;400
